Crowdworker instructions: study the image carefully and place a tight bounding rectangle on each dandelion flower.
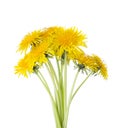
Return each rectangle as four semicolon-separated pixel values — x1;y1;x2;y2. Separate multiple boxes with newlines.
14;54;35;77
74;53;97;71
15;42;49;77
17;30;41;53
50;27;87;57
92;55;108;79
74;52;108;79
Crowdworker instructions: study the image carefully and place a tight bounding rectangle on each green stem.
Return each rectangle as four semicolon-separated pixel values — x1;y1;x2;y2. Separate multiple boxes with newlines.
60;58;64;123
56;57;64;125
56;57;61;81
64;52;67;107
47;58;63;126
47;58;59;86
69;69;80;105
45;63;57;90
45;62;58;99
72;72;92;100
63;52;67;128
34;69;61;128
35;70;52;95
45;61;62;126
64;69;80;127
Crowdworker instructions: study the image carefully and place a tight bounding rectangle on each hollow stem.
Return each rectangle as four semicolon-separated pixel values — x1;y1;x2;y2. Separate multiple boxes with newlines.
72;72;92;100
34;69;61;128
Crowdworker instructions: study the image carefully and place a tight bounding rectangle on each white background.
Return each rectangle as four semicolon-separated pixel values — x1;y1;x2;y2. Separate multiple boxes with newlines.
0;0;120;128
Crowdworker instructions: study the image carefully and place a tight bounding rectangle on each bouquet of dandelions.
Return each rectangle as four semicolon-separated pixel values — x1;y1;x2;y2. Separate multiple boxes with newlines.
15;26;108;128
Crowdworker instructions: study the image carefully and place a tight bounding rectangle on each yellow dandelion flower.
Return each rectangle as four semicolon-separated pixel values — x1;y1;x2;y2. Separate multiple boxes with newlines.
57;27;87;47
92;55;108;79
17;30;41;53
74;52;108;79
75;53;97;71
30;41;49;64
50;27;87;57
15;41;49;77
15;54;35;77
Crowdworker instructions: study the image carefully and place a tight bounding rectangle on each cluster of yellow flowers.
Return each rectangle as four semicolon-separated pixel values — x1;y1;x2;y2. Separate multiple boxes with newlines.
15;26;108;79
15;26;108;128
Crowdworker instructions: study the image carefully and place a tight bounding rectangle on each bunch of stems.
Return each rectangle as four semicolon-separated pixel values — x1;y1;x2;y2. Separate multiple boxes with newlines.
34;52;91;128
